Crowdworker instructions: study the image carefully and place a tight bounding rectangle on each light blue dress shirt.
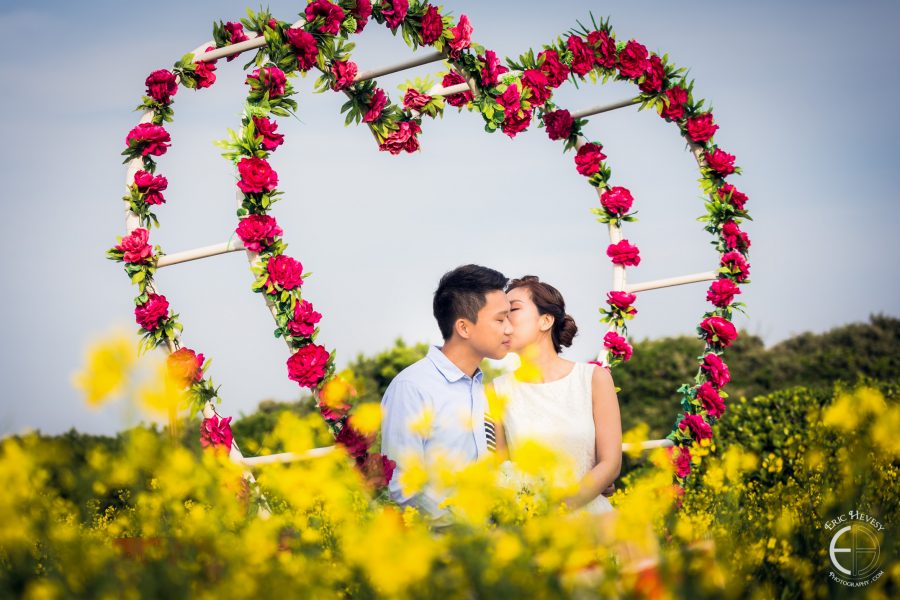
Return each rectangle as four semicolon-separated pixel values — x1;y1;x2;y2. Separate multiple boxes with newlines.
380;345;488;523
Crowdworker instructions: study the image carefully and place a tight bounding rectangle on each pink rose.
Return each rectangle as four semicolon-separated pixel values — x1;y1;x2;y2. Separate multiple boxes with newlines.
237;157;279;194
402;88;432;111
381;0;409;30
285;28;319;71
717;183;748;211
194;47;218;89
420;3;443;44
200;415;233;451
441;71;473;107
672;446;692;478
696;382;726;418
544;109;574;141
134;293;169;331
607;291;637;316
252;116;285;151
480;50;508;88
522;68;551;105
331;59;358;91
538;49;570;88
603;331;633;362
617;40;649;80
125;123;171;157
722;220;751;251
305;0;345;35
639;55;665;93
705;148;736;176
721;251;750;282
502;107;532;138
660;86;688;121
600;186;634;215
167;347;205;386
700;316;738;347
587;30;617;69
133;170;168;205
686;113;719;143
236;214;283;252
145;69;178;104
448;14;472;56
678;413;712;441
567;35;595;77
606;239;641;266
223;21;249;61
363;88;388;123
246;66;287;97
116;228;154;263
362;452;396;488
352;0;373;33
575;142;606;176
701;353;730;388
287;343;330;389
379;120;422;155
287;299;323;338
496;83;521;113
265;254;304;291
706;278;741;307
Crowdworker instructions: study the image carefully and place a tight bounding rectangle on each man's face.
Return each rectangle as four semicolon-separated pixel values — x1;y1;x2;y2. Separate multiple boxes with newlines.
461;290;513;360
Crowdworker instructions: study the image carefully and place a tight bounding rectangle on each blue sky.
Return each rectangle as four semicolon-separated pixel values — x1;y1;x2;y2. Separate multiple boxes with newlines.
0;0;897;436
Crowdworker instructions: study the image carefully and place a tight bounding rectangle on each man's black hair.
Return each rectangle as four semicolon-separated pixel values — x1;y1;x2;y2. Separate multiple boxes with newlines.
433;264;508;340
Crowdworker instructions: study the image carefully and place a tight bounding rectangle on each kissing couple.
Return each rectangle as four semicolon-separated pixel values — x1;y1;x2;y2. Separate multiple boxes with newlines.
380;264;623;527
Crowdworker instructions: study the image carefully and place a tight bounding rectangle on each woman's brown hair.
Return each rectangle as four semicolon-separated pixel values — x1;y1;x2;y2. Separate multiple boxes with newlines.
506;276;577;353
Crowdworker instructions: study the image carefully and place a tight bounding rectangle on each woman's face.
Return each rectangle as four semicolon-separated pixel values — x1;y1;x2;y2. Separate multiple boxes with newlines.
507;287;551;353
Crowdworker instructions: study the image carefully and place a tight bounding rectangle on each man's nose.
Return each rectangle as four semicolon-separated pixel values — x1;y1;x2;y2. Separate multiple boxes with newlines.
504;319;514;335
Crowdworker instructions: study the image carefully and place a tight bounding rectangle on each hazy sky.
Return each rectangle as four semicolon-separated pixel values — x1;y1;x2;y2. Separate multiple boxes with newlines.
0;1;897;436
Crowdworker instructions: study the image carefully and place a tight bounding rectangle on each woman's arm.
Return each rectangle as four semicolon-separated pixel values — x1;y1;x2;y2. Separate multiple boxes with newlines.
563;365;623;509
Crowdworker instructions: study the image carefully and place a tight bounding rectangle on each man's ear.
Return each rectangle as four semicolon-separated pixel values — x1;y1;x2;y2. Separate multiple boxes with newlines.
455;318;471;340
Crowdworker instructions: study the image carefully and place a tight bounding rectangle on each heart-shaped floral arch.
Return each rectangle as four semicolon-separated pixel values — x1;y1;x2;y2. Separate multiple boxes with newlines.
108;0;751;494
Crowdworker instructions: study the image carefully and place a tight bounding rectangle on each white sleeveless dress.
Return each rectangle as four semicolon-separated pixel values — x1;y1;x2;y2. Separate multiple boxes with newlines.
493;362;614;514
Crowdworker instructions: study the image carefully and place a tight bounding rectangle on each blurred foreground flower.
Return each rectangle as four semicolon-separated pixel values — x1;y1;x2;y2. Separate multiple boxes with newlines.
72;329;137;406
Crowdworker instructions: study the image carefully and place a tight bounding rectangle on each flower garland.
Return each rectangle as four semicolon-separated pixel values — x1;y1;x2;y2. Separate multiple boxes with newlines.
112;2;750;494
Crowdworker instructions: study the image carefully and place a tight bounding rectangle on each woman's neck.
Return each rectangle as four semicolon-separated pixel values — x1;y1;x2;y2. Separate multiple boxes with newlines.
516;339;569;382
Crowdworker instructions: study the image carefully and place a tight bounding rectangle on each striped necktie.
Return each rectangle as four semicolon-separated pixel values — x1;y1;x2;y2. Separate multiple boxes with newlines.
484;413;497;452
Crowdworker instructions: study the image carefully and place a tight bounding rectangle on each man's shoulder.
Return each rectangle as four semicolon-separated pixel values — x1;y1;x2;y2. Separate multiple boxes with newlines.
389;355;441;389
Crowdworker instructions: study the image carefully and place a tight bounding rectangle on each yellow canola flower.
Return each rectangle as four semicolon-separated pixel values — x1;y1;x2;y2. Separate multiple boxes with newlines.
439;459;499;524
622;423;650;459
349;402;382;436
320;370;356;409
72;329;137;406
407;407;434;438
485;385;508;422
136;361;187;418
514;345;542;383
398;451;429;497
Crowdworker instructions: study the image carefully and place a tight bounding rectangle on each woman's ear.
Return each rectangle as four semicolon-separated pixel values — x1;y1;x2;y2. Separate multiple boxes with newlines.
539;314;554;333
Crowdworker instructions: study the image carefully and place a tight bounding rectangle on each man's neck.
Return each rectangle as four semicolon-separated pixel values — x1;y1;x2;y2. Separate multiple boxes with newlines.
440;338;483;378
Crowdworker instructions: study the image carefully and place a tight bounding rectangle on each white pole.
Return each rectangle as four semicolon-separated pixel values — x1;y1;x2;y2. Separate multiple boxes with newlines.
570;97;640;120
156;239;246;268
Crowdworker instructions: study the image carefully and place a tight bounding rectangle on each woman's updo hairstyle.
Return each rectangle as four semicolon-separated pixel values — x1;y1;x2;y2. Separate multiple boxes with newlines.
506;275;578;353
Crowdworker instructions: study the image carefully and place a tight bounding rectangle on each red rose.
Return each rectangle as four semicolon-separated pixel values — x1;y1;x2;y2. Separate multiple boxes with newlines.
352;0;373;33
381;0;409;30
705;148;736;176
617;40;650;80
134;293;169;331
305;0;345;35
265;254;304;291
600;186;634;215
361;452;396;488
167;347;205;386
246;66;287;97
607;291;637;316
237;157;279;194
722;220;750;251
639;55;665;93
480;50;508;88
448;14;472;56
223;21;249;61
720;251;750;282
696;382;726;418
236;214;283;252
285;28;319;71
496;83;520;113
538;49;570;88
336;423;371;459
116;228;153;263
606;239;641;266
706;278;741;307
678;413;712;441
660;86;688;121
420;3;443;44
252;116;285;151
441;71;473;107
379;120;422;154
125;123;171;157
575;142;606;176
287;343;330;388
363;88;388;123
287;299;323;337
194;47;218;89
331;59;358;91
686;113;719;143
672;446;692;478
603;331;633;362
717;183;748;210
544;109;574;141
133;170;168;205
402;88;431;111
145;69;178;104
701;353;730;388
587;30;617;69
522;69;551;105
200;415;233;451
567;35;595;77
502;107;532;138
700;316;738;347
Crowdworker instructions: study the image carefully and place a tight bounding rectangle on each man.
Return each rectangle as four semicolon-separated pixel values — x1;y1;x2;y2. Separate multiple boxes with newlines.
380;264;512;525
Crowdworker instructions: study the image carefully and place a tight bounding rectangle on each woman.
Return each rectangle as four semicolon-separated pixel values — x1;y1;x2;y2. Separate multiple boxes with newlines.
491;276;622;514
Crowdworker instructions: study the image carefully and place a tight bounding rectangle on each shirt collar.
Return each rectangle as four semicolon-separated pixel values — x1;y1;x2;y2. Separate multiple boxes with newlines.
427;345;483;383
